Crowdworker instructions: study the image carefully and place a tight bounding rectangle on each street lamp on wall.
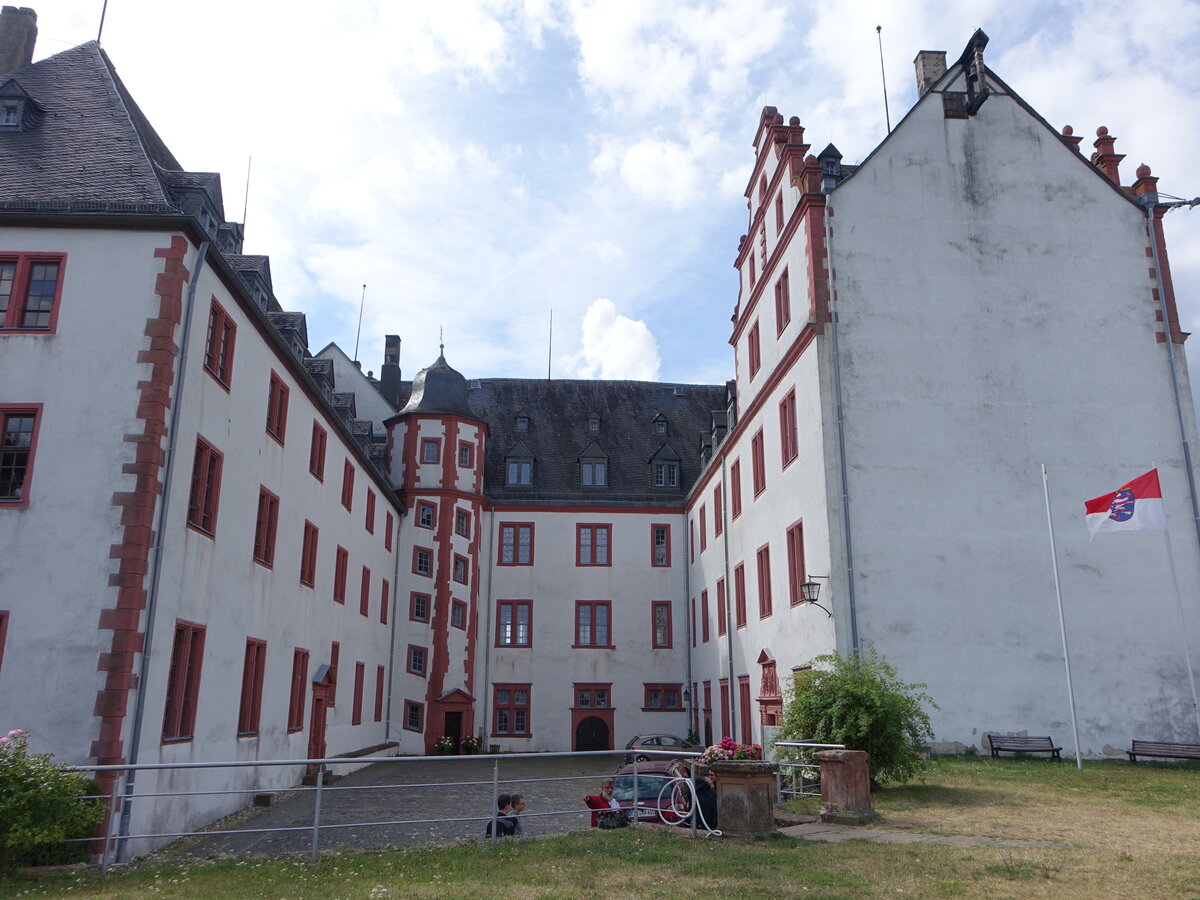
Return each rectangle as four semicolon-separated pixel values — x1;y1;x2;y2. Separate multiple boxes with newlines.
799;575;832;617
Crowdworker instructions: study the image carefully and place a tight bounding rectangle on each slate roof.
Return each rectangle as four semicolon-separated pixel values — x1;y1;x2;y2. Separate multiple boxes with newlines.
399;354;475;418
0;42;179;210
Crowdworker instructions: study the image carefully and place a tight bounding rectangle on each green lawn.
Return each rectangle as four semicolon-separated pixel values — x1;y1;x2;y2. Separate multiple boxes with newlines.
3;757;1199;899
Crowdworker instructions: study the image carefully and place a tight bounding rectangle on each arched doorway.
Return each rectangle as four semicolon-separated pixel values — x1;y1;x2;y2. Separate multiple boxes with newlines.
575;716;610;751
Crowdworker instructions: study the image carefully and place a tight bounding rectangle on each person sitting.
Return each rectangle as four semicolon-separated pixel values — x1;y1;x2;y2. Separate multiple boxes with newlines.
693;769;718;829
506;793;525;837
582;777;627;828
485;793;517;837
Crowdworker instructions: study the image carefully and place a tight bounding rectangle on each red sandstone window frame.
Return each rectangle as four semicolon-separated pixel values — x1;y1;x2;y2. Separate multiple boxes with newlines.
452;554;469;585
406;644;428;678
751;429;766;497
404;700;424;733
237;637;267;737
359;565;371;617
265;371;289;445
381;578;390;624
496;600;532;648
730;459;742;519
187;435;223;537
451;598;467;630
416;500;435;529
365;488;376;534
689;519;695;563
287;647;308;732
757;543;773;618
690;596;697;648
385;512;394;551
734;562;747;629
341;460;355;511
652;601;672;649
374;665;385;722
309;421;327;481
774;268;791;335
252;486;279;568
699;504;707;552
458;441;474;468
747;320;761;378
455;508;471;537
300;521;318;587
576;524;611;567
714;487;723;536
700;590;710;644
651;523;671;567
0;404;42;508
202;297;236;388
775;194;784;232
329;641;339;706
574;600;612;648
0;610;8;674
717;577;727;636
642;683;683;711
492;684;531;737
413;546;433;578
0;253;65;333
739;675;753;745
162;619;205;743
352;662;365;725
420;438;441;464
333;546;348;604
786;520;806;606
409;591;430;623
779;389;798;467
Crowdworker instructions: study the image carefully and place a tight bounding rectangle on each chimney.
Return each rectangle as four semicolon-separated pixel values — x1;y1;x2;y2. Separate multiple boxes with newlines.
913;50;946;96
0;7;37;76
379;334;403;410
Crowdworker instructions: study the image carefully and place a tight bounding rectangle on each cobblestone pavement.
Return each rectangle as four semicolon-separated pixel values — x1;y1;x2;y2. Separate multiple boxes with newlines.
159;754;630;859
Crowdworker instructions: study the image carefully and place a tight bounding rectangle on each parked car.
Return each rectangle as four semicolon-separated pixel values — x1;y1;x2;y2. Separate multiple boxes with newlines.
624;733;701;762
610;760;692;823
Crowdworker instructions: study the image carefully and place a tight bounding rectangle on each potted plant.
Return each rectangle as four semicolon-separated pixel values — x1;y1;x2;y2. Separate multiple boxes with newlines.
701;736;777;839
434;736;455;755
460;735;482;755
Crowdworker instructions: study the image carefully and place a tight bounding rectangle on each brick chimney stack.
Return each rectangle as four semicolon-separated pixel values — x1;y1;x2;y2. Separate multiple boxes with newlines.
380;334;403;409
914;50;946;96
0;6;37;76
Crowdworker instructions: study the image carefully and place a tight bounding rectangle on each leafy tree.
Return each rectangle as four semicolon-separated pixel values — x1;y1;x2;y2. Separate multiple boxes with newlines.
779;650;936;786
0;730;106;872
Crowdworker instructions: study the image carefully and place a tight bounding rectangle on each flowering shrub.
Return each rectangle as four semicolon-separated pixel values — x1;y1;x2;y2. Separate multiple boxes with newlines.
701;736;763;763
434;736;455;754
0;730;106;872
460;735;482;753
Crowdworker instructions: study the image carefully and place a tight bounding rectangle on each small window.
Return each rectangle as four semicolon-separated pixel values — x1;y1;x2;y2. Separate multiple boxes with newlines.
404;700;424;732
416;501;435;529
747;320;761;378
287;648;308;732
0;255;65;332
252;486;279;567
643;683;682;710
655;420;667;435
300;521;318;587
341;460;355;511
717;577;727;636
730;459;743;518
309;421;327;480
751;429;766;497
187;436;223;536
455;509;471;537
0;102;19;126
452;554;469;585
653;461;678;488
652;601;672;648
265;372;289;444
451;599;467;630
410;591;430;623
506;458;532;485
775;193;784;231
458;442;474;467
780;389;798;466
497;601;531;647
333;546;348;604
734;563;747;628
775;268;791;335
582;460;606;486
588;416;600;433
651;524;670;567
757;543;773;618
420;438;440;464
407;645;428;677
515;416;529;432
359;565;371;616
365;489;376;534
202;298;236;387
413;546;433;577
0;406;41;506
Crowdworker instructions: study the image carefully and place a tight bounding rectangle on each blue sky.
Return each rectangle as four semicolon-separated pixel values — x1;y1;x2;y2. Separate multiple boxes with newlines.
36;1;1200;387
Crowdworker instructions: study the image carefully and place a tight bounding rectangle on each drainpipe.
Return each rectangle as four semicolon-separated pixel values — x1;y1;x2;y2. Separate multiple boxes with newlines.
480;507;496;745
683;514;693;735
720;454;736;740
385;504;404;744
115;239;209;861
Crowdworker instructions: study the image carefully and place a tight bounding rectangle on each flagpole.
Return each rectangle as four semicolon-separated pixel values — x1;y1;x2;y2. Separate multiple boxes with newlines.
1162;528;1200;740
1042;464;1084;770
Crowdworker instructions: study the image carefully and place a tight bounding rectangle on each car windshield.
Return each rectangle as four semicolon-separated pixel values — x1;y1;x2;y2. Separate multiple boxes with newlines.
612;774;673;803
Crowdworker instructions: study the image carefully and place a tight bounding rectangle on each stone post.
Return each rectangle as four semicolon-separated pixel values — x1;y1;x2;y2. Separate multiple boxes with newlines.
815;749;878;825
708;759;780;838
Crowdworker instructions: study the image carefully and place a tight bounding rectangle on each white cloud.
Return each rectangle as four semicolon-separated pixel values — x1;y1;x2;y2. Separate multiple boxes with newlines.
566;299;662;380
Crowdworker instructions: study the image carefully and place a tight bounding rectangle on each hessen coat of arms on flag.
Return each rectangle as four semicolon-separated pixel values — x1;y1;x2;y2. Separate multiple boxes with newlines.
1083;469;1167;538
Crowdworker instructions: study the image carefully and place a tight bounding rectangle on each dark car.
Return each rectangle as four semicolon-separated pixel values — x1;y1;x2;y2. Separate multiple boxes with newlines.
610;760;693;823
624;733;701;762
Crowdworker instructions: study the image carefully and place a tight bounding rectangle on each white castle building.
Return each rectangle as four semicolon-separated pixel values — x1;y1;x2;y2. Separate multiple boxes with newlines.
1;10;1197;845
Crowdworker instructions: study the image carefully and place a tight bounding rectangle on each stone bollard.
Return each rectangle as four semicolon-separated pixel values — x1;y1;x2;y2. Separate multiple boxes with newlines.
815;749;878;825
708;759;780;838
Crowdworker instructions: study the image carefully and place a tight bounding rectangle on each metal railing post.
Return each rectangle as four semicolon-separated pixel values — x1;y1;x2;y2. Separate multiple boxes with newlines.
490;758;500;843
630;756;639;828
100;773;124;875
309;769;324;863
689;759;698;838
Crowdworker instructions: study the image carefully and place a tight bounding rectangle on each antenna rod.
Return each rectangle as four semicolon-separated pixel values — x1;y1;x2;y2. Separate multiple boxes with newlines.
876;25;892;133
547;309;553;380
352;284;366;363
97;0;109;43
242;156;252;229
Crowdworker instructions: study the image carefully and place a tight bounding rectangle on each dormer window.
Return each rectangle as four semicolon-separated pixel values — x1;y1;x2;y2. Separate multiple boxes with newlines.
582;460;606;486
653;415;668;435
654;461;679;488
1;102;18;126
516;416;529;433
507;458;532;485
588;415;600;433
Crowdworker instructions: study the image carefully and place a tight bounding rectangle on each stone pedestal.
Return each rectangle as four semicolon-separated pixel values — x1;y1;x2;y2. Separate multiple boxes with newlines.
815;749;878;825
708;759;780;838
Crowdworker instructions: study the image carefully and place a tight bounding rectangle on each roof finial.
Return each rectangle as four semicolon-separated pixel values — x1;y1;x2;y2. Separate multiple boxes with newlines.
439;326;444;357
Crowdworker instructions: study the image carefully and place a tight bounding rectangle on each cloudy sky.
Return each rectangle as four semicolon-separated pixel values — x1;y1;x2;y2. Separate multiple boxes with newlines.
34;0;1200;386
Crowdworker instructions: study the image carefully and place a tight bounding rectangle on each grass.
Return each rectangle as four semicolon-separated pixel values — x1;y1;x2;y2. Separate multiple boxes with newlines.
3;757;1199;899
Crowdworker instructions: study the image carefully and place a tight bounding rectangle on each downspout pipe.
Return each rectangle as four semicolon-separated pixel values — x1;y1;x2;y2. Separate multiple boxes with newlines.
115;239;210;862
719;454;736;741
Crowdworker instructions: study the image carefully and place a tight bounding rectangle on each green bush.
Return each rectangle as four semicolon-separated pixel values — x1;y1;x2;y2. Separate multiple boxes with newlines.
779;650;937;786
0;730;106;872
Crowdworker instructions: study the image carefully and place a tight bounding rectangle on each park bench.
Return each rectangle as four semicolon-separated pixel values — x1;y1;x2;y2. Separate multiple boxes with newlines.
1126;740;1200;763
986;734;1061;760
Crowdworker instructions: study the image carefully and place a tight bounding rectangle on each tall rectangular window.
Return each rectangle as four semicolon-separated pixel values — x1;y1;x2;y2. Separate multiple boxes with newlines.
651;524;670;567
506;458;532;485
202;297;236;387
452;599;467;629
720;679;730;741
786;521;806;606
406;645;427;677
700;590;710;644
252;486;279;567
410;591;430;623
374;665;385;723
581;460;606;486
385;512;394;551
652;601;672;649
187;436;223;536
576;524;611;566
779;389;798;466
751;429;766;497
714;487;723;536
775;194;784;232
774;268;791;334
300;521;318;587
333;546;348;604
237;638;267;736
497;601;532;647
0;406;40;506
352;662;365;725
492;684;531;736
734;562;747;628
359;565;371;617
329;641;339;706
575;601;611;647
162;621;205;742
413;546;433;577
452;554;469;584
309;421;327;480
404;701;423;733
690;597;697;648
0;610;8;674
757;544;773;618
455;509;471;537
380;578;390;624
341;460;355;510
739;675;753;745
265;371;289;444
365;489;376;534
730;459;742;519
0;254;64;331
287;648;308;732
458;442;474;468
699;505;708;552
690;519;695;563
717;577;727;636
748;320;761;378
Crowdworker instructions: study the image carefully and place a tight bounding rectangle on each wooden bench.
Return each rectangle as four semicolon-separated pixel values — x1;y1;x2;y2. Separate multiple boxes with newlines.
1127;740;1200;763
986;734;1061;760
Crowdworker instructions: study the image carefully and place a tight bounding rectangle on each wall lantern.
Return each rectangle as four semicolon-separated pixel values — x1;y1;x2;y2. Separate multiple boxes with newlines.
799;576;832;617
